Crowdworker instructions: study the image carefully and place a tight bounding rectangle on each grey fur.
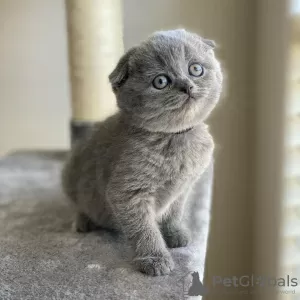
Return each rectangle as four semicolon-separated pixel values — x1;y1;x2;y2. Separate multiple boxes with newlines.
62;29;223;276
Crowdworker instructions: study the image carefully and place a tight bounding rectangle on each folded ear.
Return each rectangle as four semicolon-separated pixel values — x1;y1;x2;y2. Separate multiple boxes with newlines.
202;38;216;49
109;47;137;92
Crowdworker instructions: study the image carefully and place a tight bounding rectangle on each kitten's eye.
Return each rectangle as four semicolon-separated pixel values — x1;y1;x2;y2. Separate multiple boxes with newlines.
189;63;204;77
153;75;169;89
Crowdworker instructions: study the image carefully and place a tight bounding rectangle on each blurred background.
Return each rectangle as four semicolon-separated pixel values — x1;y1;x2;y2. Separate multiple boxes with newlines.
0;0;299;299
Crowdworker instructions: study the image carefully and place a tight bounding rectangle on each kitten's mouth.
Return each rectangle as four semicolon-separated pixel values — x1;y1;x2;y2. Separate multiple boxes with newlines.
186;96;196;101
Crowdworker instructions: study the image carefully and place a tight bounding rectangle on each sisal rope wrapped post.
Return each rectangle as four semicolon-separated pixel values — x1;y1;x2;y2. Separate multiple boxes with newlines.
65;0;124;143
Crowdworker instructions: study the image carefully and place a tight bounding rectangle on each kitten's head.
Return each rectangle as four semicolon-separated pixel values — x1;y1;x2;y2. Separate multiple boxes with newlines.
109;29;223;133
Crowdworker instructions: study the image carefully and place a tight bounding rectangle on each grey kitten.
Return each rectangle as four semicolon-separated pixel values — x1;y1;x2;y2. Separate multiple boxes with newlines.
62;29;223;276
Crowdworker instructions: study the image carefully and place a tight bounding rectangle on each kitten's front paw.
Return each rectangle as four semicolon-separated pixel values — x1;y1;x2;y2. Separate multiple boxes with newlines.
134;253;174;276
163;227;191;248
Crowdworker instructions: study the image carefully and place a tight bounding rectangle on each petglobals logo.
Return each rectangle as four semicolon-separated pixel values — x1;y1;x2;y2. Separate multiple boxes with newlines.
179;272;299;298
212;275;298;288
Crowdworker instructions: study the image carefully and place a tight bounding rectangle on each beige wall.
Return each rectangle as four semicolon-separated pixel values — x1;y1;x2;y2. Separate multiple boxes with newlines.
0;0;70;155
254;1;289;299
0;1;257;299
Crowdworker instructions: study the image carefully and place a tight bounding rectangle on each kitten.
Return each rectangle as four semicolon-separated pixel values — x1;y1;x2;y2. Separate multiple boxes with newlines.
62;29;223;276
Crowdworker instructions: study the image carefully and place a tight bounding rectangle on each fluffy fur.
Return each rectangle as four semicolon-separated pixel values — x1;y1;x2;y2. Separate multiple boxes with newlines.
62;29;223;276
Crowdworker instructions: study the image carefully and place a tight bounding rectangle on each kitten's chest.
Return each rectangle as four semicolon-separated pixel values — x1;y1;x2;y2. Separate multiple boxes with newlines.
135;130;212;212
152;135;204;211
159;134;204;180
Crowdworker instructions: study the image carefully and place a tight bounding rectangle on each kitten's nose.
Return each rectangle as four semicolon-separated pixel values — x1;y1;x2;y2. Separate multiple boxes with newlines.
180;85;194;96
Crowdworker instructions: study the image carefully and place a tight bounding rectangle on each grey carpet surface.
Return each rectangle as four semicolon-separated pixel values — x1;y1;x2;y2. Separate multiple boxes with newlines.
0;151;212;300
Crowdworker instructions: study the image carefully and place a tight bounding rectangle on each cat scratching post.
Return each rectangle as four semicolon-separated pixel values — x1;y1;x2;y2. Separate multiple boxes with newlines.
65;0;124;143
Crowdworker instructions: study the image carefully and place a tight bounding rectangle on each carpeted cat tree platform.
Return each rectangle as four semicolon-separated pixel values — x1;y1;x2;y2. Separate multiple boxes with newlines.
0;1;213;299
0;151;212;300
